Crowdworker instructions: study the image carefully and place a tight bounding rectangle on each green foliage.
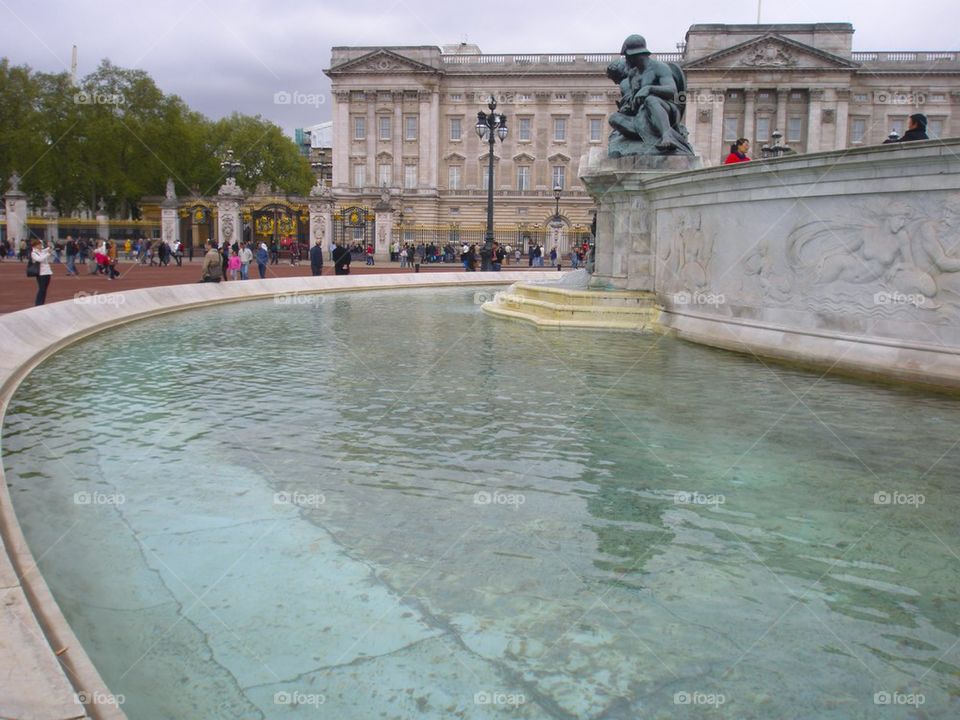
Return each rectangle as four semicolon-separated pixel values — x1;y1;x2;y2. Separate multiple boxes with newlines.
0;58;311;215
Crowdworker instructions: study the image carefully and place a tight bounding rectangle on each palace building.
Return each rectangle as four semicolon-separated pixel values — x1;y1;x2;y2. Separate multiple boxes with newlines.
324;23;959;256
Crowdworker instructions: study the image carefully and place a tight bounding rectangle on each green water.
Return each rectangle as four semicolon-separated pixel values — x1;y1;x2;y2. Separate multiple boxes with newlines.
3;287;959;719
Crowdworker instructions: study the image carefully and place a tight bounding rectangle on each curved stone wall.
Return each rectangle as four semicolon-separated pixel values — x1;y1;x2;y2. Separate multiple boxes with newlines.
583;139;960;388
0;272;555;719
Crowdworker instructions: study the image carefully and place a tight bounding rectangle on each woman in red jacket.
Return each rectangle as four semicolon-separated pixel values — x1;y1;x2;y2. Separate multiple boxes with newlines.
724;138;751;164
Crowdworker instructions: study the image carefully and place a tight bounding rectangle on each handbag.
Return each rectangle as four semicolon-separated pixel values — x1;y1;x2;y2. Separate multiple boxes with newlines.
26;259;40;277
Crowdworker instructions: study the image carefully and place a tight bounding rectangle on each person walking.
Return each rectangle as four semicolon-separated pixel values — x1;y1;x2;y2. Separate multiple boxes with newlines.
30;239;54;305
172;239;183;267
256;242;269;278
240;242;253;279
332;241;351;275
200;241;222;282
227;249;241;280
64;235;78;276
309;241;324;276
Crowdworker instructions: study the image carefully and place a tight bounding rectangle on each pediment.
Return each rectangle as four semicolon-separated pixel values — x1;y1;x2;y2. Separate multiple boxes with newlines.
444;152;466;161
513;152;536;163
684;34;858;71
548;152;571;163
326;49;440;76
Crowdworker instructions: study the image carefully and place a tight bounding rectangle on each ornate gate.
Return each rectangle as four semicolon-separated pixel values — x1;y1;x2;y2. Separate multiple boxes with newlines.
333;206;375;250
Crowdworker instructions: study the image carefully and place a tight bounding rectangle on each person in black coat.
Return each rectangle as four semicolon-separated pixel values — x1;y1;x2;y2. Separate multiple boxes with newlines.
309;242;324;276
898;113;929;142
332;241;351;275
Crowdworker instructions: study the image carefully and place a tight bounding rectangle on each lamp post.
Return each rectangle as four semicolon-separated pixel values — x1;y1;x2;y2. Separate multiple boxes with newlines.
887;129;901;143
761;130;791;159
551;183;563;256
476;95;508;271
311;149;331;186
220;149;241;179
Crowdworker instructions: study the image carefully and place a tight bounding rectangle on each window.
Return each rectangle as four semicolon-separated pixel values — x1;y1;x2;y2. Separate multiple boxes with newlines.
553;117;567;141
404;165;417;189
518;93;532;102
353;116;366;140
552;166;565;190
405;116;418;141
450;93;462;101
378;116;391;141
756;117;770;142
723;117;739;141
590;93;604;102
482;166;491;189
517;166;530;191
853;93;869;103
790;91;804;101
519;117;532;141
589;118;603;142
727;91;740;100
787;117;803;142
555;93;567;101
350;90;365;102
450;117;462;141
850;118;867;143
890;117;906;136
929;118;944;138
758;91;771;101
378;163;392;187
931;93;945;102
378;91;391;103
353;164;366;188
448;165;461;190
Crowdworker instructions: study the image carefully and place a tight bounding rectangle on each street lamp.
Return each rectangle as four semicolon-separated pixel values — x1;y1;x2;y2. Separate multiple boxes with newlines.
887;129;901;143
220;149;241;179
476;95;508;271
761;130;791;159
311;149;331;186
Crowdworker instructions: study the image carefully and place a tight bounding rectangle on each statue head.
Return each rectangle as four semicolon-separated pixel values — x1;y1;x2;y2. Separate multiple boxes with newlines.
620;35;651;58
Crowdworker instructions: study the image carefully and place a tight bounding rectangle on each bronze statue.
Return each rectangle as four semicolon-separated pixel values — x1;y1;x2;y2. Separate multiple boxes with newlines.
607;35;694;157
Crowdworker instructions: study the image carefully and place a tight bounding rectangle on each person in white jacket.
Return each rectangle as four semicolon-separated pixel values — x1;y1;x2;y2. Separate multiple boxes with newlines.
30;238;54;305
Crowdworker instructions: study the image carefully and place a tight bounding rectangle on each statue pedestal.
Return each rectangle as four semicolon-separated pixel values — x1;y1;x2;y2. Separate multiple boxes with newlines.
579;151;701;291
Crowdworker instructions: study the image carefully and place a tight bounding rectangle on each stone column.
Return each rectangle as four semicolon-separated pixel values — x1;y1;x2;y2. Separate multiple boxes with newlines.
684;87;700;153
373;192;393;261
710;89;726;164
216;177;244;248
96;199;109;240
429;87;440;188
160;178;179;249
393;90;403;183
418;89;432;190
743;89;756;144
4;173;28;250
776;87;790;140
835;89;851;149
366;91;377;189
807;89;824;153
334;91;350;188
43;194;58;244
307;180;333;251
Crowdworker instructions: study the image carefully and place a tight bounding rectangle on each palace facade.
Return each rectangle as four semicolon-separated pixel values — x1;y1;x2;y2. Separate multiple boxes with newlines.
325;23;960;255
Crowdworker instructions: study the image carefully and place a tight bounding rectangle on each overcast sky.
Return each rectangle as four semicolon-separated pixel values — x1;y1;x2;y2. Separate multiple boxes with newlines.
2;0;957;136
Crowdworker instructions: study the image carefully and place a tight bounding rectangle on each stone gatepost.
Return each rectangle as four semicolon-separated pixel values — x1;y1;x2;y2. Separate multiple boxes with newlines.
216;177;244;248
579;149;701;290
161;178;179;250
307;180;333;252
96;199;109;240
4;172;28;250
373;186;393;261
43;194;58;245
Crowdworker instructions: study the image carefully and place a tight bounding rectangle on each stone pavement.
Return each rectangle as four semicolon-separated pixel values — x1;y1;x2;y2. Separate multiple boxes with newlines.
0;258;552;314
